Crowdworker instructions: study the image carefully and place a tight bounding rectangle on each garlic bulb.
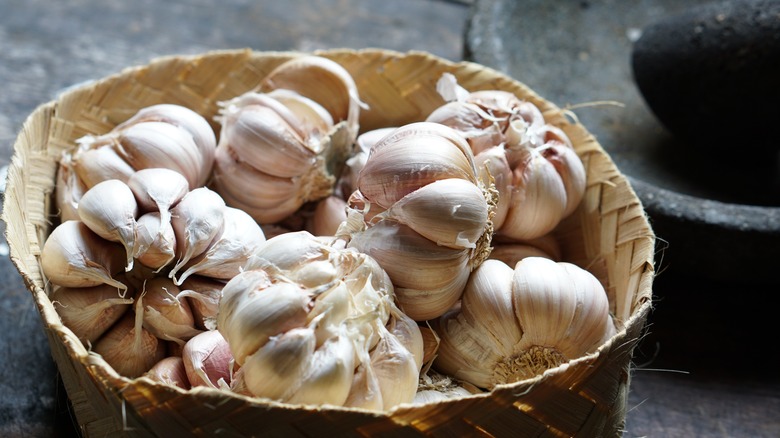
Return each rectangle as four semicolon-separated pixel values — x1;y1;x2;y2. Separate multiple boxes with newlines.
346;122;496;321
212;55;361;224
77;179;139;271
218;231;421;409
427;74;586;241
41;220;127;292
434;258;616;389
55;104;216;218
178;276;225;330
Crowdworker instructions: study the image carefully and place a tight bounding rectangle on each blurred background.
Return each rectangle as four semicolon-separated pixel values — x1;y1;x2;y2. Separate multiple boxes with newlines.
1;0;778;436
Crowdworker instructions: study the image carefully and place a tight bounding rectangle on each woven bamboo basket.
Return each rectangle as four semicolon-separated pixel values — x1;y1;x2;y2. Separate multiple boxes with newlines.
2;48;654;437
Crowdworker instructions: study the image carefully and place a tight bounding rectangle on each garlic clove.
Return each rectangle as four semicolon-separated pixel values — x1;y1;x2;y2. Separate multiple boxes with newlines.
541;144;586;217
127;168;189;229
219;103;315;179
50;284;134;345
369;323;420;410
145;356;191;389
386;303;425;370
240;326;316;401
419;324;441;369
168;187;226;280
348;221;470;321
555;262;614;356
93;306;166;379
286;329;356;407
344;359;384;411
260;55;362;136
474;146;512;231
114;104;217;186
459;260;521;357
55;153;86;222
358;123;477;209
307;195;348;237
217;271;310;366
210;144;304;224
182;329;233;389
72;144;136;189
383;178;489;250
267;89;335;142
112;121;203;189
178;275;225;330
500;147;567;240
173;206;266;285
140;277;202;344
41;220;128;292
426;101;504;155
337;127;396;198
77;179;139;272
306;282;351;346
134;212;177;271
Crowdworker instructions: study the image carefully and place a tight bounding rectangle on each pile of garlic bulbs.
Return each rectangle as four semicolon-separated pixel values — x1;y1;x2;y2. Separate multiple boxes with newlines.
43;56;618;409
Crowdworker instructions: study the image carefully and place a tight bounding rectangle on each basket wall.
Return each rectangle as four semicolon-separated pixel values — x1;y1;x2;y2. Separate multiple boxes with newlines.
2;49;655;437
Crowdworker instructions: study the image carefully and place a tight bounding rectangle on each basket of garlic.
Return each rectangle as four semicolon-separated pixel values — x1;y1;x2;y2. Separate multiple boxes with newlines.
2;48;654;437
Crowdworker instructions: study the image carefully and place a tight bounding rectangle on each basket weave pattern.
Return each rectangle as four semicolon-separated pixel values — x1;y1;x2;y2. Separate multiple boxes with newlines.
2;49;654;437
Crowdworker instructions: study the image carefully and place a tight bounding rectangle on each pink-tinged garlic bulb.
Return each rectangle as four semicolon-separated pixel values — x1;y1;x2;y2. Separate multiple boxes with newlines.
434;258;616;390
427;73;587;241
345;122;496;321
217;231;422;410
211;55;362;224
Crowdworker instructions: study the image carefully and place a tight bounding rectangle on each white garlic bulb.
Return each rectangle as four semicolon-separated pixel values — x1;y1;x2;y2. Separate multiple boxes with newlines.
217;231;421;410
427;74;587;241
346;122;496;321
212;55;362;224
434;258;616;389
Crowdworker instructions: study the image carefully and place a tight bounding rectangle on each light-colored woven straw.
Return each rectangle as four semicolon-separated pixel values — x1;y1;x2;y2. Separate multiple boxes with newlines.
2;49;654;437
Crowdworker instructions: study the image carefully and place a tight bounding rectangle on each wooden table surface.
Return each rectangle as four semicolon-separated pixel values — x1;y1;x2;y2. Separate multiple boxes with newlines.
1;1;778;436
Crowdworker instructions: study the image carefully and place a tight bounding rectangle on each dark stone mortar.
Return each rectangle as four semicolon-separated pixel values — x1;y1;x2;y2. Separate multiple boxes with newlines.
466;0;780;283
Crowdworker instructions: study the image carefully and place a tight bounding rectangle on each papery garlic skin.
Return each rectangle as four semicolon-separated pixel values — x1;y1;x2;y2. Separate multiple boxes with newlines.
346;122;495;321
218;231;421;410
434;258;615;390
50;284;134;344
